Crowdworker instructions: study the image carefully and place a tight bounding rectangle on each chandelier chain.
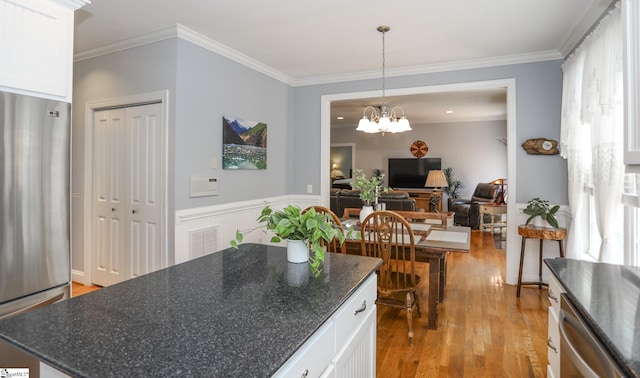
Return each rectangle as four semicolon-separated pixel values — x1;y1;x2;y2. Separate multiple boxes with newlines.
381;28;386;107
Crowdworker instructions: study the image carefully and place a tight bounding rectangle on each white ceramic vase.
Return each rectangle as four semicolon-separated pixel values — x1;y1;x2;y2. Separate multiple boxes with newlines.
286;239;309;263
532;217;550;228
360;205;374;224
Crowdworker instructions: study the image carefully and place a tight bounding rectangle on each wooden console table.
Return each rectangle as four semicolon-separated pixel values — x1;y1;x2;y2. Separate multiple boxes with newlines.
398;189;443;212
479;203;507;233
516;225;567;297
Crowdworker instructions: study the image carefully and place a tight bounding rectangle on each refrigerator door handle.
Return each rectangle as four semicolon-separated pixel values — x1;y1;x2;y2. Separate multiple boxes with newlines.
0;293;64;321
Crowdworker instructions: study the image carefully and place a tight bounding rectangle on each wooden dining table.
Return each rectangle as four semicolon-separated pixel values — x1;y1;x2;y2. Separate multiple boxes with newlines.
341;208;471;330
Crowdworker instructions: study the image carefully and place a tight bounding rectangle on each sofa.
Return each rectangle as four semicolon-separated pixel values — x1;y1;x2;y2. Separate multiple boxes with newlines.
448;183;502;229
330;189;417;218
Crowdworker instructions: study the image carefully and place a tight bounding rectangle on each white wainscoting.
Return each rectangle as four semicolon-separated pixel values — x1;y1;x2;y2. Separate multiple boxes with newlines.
174;195;320;264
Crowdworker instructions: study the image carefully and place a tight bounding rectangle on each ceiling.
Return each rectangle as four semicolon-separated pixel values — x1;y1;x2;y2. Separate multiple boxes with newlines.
73;0;614;126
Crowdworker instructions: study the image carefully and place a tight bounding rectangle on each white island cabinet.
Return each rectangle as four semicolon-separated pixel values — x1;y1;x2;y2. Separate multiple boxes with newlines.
0;245;382;377
274;274;377;378
546;274;565;378
0;0;88;102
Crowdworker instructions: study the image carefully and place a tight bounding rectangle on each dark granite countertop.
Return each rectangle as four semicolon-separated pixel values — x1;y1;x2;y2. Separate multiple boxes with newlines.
0;244;381;377
545;258;640;378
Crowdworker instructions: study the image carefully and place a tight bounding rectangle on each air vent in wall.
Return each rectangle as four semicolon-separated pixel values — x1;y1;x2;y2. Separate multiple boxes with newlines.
188;226;218;260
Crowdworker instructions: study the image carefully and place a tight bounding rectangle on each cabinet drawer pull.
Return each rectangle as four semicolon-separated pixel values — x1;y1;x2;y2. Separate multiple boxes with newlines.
547;337;558;353
548;289;558;302
301;369;308;377
354;300;367;315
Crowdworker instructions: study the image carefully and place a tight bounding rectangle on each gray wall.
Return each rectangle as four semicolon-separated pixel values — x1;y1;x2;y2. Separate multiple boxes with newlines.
72;37;567;275
331;120;508;200
329;145;353;178
72;39;178;272
72;38;293;271
294;60;568;206
174;40;293;209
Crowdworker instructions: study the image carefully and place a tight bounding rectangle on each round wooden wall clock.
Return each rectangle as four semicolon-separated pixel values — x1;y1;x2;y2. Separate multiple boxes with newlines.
410;140;428;158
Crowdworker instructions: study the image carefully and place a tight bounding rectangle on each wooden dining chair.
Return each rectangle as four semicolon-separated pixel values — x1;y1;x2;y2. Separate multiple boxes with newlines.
360;210;422;346
394;210;451;301
302;206;346;253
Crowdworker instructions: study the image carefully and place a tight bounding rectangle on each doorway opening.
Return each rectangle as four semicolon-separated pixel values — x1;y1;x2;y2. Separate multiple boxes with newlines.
320;79;517;279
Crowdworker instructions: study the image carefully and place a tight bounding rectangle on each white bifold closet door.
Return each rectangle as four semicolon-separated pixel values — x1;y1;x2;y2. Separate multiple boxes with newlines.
92;103;164;287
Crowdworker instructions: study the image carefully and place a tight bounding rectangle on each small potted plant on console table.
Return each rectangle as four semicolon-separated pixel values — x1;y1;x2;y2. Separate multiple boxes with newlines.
523;197;559;228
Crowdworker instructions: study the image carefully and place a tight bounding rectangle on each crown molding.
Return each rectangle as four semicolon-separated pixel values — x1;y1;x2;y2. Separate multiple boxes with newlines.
294;50;562;87
74;24;561;88
52;0;90;10
559;0;617;57
73;24;178;62
174;25;295;85
74;24;296;85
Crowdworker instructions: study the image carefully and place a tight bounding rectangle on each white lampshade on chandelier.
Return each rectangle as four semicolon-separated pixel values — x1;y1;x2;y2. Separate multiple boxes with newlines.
356;26;411;135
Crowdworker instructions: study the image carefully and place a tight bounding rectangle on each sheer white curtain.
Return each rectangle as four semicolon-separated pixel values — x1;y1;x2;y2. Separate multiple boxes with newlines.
561;3;625;263
560;48;588;260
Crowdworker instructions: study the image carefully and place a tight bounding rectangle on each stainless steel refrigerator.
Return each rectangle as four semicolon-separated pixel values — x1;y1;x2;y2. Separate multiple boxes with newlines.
0;91;71;320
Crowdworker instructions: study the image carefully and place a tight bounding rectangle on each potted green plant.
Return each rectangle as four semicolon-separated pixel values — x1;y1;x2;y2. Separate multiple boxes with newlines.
523;197;560;228
443;167;464;199
230;204;346;277
351;168;388;203
351;168;388;221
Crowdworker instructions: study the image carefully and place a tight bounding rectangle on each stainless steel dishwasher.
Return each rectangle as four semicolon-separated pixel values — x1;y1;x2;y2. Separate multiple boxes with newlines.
560;293;624;377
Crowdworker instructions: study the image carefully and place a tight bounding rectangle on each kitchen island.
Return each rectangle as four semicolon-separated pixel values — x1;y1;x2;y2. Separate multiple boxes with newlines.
0;243;381;377
545;258;640;377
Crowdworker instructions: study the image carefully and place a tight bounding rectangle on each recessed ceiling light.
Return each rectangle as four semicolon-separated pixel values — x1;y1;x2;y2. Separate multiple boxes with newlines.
337;116;344;120
445;110;454;114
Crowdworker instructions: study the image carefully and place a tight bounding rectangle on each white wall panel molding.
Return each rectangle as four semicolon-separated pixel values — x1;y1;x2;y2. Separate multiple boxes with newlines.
175;195;320;264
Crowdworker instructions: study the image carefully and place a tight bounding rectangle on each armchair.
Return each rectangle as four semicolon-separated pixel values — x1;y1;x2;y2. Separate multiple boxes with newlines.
448;183;501;228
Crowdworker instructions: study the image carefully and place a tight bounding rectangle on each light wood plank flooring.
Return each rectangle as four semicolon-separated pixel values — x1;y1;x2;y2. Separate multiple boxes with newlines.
376;230;549;377
71;281;100;297
71;230;549;377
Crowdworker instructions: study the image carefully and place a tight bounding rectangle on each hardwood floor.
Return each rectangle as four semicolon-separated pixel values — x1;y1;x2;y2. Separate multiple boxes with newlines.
69;230;549;377
71;281;100;297
376;230;549;377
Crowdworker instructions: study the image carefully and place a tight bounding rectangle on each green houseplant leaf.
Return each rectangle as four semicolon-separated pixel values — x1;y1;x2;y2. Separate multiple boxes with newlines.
351;168;387;204
524;197;560;228
230;204;346;277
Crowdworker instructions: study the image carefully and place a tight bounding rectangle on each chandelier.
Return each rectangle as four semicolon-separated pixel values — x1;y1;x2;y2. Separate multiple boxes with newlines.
356;26;411;135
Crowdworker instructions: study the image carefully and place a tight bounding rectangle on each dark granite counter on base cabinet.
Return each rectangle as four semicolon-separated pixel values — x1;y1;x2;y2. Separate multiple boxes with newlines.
0;243;381;377
544;258;640;377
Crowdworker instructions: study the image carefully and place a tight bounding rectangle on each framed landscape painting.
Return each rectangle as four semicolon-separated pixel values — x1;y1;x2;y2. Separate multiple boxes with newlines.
222;115;267;169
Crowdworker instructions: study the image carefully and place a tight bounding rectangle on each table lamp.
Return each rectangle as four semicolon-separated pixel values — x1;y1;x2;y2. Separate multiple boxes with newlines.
330;164;345;179
490;178;507;204
425;170;448;190
424;170;448;212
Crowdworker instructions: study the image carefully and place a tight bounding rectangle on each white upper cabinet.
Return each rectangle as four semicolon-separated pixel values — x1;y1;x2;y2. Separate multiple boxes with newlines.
0;0;88;102
624;0;640;168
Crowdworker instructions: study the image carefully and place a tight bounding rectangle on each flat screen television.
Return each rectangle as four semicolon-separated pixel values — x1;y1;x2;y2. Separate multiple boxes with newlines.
388;158;442;189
